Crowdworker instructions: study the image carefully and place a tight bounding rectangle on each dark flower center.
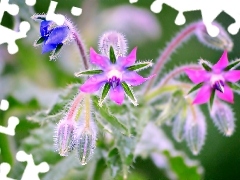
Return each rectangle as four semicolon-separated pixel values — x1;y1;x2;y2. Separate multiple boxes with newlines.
108;76;120;89
213;80;224;93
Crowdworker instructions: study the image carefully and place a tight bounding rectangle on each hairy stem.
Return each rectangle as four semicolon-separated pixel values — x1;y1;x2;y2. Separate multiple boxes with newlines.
67;92;85;121
144;22;204;93
84;94;91;128
145;64;200;102
65;20;89;70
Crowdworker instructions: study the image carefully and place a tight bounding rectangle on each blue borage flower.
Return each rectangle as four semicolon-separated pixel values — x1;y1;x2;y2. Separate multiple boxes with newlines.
32;14;74;60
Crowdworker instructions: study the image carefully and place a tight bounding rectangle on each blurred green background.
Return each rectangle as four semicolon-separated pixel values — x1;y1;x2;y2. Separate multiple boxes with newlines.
1;0;240;179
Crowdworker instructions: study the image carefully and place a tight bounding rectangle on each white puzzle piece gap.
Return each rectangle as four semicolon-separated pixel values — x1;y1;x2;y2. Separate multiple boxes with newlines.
0;99;9;111
0;116;19;136
71;6;82;16
16;151;50;180
150;0;240;37
0;163;16;180
46;1;65;25
0;0;30;54
129;0;138;3
25;0;36;6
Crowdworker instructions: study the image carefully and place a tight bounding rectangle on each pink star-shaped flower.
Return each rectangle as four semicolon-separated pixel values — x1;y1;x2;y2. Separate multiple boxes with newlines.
79;47;153;105
185;51;240;104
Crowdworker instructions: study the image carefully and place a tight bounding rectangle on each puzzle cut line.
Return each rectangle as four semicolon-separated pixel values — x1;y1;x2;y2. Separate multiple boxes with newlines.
150;0;240;37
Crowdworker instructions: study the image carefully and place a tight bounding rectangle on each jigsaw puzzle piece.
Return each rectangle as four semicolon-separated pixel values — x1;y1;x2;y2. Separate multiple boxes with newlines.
0;99;9;111
0;21;30;54
0;116;19;136
0;0;19;22
0;162;16;180
46;1;65;25
16;151;49;180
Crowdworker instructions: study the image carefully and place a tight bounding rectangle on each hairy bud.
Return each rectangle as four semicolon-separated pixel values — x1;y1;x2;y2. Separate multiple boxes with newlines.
74;121;97;165
54;119;76;156
172;109;187;142
185;106;206;155
210;101;235;136
98;31;128;58
195;22;233;51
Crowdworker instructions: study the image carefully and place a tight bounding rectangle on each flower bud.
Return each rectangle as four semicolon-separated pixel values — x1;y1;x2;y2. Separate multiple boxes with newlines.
172;110;187;142
185;107;206;155
98;31;128;58
54;119;76;156
74;122;97;165
210;101;235;136
195;21;233;51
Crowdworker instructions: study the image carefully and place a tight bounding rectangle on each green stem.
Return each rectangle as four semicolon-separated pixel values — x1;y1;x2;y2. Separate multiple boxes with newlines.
0;114;14;166
144;85;178;102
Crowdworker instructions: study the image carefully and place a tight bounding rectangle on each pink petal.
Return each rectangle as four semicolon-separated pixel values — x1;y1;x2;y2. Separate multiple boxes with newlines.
213;51;229;70
122;71;149;86
109;85;125;105
216;85;234;103
193;85;212;104
80;74;106;93
224;70;240;82
118;47;137;67
184;69;208;84
90;48;110;68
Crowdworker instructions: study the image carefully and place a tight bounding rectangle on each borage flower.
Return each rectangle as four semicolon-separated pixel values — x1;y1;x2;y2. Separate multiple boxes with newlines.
76;47;153;106
185;51;240;106
32;15;73;59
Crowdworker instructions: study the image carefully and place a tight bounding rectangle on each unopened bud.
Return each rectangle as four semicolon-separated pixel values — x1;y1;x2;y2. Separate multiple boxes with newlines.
172;110;187;142
185;107;206;155
98;31;128;58
195;21;233;51
74;122;97;165
210;102;235;136
54;119;76;156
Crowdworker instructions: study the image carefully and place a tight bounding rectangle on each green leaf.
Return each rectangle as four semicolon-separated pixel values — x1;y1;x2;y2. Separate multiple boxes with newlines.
127;61;152;71
201;62;212;71
27;84;79;124
107;135;135;179
227;82;240;91
92;96;129;135
224;59;240;71
163;151;202;180
109;46;116;64
187;83;203;95
121;82;138;106
75;69;103;77
209;90;215;110
99;83;110;106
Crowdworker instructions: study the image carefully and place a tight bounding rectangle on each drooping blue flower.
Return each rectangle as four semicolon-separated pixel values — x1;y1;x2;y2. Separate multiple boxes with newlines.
33;17;73;60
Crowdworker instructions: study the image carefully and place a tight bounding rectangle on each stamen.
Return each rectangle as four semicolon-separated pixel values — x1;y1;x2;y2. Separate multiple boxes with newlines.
213;80;224;93
108;76;120;89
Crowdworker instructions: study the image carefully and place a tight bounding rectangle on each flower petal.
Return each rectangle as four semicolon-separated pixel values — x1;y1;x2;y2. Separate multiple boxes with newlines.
80;74;107;93
213;51;229;70
193;85;212;104
216;85;234;103
118;47;137;67
42;43;58;53
40;20;52;37
90;48;110;69
123;71;152;86
224;70;240;82
184;69;208;84
45;26;69;45
109;85;125;105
